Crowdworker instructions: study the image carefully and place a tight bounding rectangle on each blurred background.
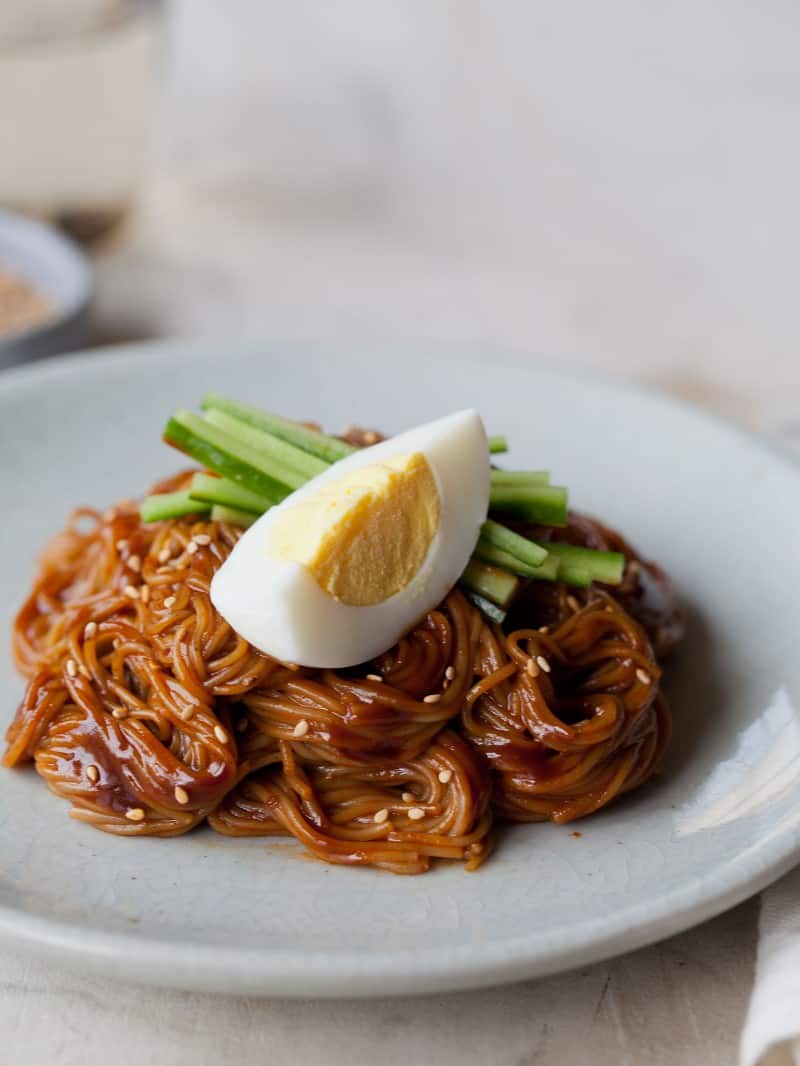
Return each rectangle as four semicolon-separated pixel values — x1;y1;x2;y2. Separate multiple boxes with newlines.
0;0;797;437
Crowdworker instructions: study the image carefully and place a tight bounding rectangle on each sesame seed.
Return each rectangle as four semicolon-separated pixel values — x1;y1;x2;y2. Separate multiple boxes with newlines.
66;659;77;678
193;533;211;546
364;431;379;445
438;769;453;784
566;595;579;612
366;673;382;682
538;625;549;634
401;792;415;803
163;595;176;609
86;765;99;783
186;541;198;555
125;807;145;822
214;725;228;744
116;539;128;553
84;621;98;639
408;807;425;821
374;808;389;824
140;586;150;604
112;708;127;720
423;693;441;704
127;555;141;572
536;655;551;673
292;719;309;738
174;786;189;805
158;547;171;563
80;665;91;679
526;658;539;678
123;584;139;599
636;668;651;685
445;666;456;681
236;717;248;732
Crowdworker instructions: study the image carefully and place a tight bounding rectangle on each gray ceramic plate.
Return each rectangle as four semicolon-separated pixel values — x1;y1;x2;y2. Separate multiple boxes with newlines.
1;340;799;997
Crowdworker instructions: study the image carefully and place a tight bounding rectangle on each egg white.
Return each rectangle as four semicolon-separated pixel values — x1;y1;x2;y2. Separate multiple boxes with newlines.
210;409;490;668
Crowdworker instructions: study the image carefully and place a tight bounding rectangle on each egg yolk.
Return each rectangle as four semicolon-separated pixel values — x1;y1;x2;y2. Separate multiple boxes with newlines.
269;452;441;606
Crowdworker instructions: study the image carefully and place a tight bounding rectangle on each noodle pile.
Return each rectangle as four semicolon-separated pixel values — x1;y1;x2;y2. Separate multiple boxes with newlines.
4;472;681;875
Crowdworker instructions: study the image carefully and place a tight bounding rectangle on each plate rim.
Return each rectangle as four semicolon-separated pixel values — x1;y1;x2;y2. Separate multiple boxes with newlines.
2;337;799;997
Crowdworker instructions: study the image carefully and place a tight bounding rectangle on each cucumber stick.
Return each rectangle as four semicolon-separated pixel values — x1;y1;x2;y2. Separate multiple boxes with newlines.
202;393;356;464
461;559;519;608
474;540;558;580
211;504;257;528
203;408;329;482
489;484;568;526
490;470;550;487
164;411;298;502
479;519;549;567
462;589;507;624
140;490;211;522
189;472;272;515
541;542;624;585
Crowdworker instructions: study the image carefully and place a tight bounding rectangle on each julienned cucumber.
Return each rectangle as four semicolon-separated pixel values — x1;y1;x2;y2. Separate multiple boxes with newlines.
474;539;558;579
488;484;568;526
189;472;273;515
140;489;211;522
202;393;357;464
164;411;297;503
203;408;329;482
489;470;550;487
479;519;549;567
539;542;624;585
462;589;507;625
211;504;257;527
460;559;519;608
487;435;508;455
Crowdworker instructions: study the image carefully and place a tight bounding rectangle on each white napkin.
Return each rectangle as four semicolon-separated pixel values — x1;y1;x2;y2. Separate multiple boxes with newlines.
741;867;800;1066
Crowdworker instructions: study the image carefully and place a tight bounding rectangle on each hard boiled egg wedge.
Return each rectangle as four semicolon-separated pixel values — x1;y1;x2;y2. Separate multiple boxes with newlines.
210;410;490;668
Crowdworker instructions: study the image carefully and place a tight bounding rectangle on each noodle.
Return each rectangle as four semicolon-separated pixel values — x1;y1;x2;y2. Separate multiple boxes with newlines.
3;472;681;874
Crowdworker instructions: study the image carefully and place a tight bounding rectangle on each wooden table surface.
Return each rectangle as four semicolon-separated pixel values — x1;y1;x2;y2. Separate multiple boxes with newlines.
5;2;798;1062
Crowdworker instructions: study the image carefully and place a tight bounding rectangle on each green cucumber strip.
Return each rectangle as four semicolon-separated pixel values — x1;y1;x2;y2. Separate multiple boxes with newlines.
487;435;508;455
164;411;296;502
555;565;592;589
203;408;329;483
479;519;549;567
490;470;550;487
489;484;569;526
461;589;507;624
474;539;559;580
460;559;519;608
474;539;538;576
189;472;272;515
211;504;257;528
140;490;211;523
202;393;356;464
541;542;625;585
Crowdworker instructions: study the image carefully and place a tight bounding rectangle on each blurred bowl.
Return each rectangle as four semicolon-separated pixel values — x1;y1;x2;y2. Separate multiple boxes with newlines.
0;210;92;369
